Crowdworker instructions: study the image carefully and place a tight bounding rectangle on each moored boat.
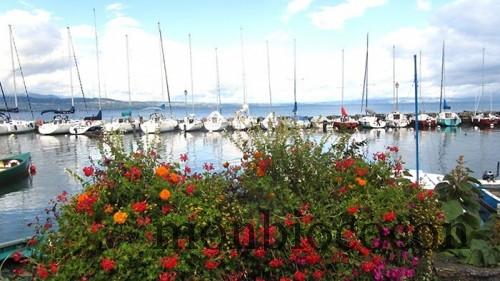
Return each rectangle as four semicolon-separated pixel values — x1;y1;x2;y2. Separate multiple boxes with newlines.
204;48;228;132
0;152;31;186
437;42;461;127
141;112;177;134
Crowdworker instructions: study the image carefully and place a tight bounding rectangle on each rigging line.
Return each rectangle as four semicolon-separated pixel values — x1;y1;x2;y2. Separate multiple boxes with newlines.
93;8;102;110
9;25;17;108
0;82;12;118
10;25;34;119
158;22;173;117
188;33;194;114
68;27;88;113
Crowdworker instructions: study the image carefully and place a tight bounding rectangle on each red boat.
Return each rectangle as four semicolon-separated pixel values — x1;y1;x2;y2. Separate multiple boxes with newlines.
333;107;358;129
472;113;499;128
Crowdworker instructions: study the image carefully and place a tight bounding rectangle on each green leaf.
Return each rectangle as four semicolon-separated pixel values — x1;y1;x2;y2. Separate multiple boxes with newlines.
442;200;463;222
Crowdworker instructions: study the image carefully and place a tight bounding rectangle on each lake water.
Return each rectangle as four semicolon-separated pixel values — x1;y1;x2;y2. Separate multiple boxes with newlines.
1;124;500;243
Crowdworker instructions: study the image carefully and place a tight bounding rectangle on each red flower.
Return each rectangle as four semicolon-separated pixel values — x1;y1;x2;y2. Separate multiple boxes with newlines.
312;270;324;280
284;213;295;227
56;191;68;202
125;166;141;181
100;258;116;272
162;204;172;215
49;262;58;274
145;231;154;242
269;258;284;268
132;201;148;213
361;261;375;272
383;211;397;222
177;239;187;249
37;265;49;279
293;270;306;281
202;247;219;258
358;246;370;256
12;268;25;276
161;256;178;270
83;166;94;177
306;253;321;265
300;214;313;224
253;247;266;258
136;216;151;226
12;251;23;262
203;162;214;171
159;272;177;281
179;153;188;162
90;222;104;233
185;184;196;195
27;237;37;246
204;260;219;270
374;152;387;161
355;166;369;177
387;146;399;153
229;249;239;259
347;205;360;215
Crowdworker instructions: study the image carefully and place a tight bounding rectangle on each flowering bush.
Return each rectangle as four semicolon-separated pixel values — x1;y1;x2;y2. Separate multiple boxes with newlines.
15;129;443;280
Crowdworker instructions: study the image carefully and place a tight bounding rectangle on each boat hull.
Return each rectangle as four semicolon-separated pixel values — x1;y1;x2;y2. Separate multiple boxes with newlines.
260;113;279;130
333;117;358;129
0;152;31;186
358;116;386;128
472;116;498;128
104;120;139;133
437;112;462;127
69;120;104;135
0;120;36;135
141;119;178;134
180;118;204;132
38;121;76;135
204;111;229;132
231;117;254;130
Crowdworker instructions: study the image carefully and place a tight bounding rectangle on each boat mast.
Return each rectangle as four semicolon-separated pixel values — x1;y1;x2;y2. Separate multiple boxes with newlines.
266;40;273;111
68;26;88;113
158;22;173;117
188;33;195;114
215;48;221;113
10;25;34;119
341;49;344;108
439;41;445;113
240;27;247;108
361;33;369;114
159;33;164;101
125;34;131;109
9;26;17;109
67;27;74;109
293;38;297;118
392;45;396;112
93;8;102;110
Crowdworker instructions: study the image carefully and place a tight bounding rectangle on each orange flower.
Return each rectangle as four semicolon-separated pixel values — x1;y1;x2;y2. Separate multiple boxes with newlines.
155;165;170;178
256;167;266;177
253;151;262;159
168;173;181;185
159;189;171;201
355;177;367;186
113;211;128;224
104;204;113;214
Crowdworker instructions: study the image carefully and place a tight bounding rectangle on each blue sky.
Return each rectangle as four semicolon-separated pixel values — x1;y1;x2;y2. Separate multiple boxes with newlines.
0;0;499;108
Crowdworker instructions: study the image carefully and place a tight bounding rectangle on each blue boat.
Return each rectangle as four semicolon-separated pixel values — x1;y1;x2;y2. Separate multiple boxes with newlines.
0;237;31;262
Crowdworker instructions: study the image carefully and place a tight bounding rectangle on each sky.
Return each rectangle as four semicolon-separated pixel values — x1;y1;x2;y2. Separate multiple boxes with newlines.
0;0;499;108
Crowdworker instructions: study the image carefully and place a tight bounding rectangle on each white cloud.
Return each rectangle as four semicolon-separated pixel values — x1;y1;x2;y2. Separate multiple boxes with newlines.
282;0;313;22
106;2;125;17
309;0;387;30
417;0;432;11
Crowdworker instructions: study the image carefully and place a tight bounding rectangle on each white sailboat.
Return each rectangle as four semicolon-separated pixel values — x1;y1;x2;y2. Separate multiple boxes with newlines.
104;34;139;133
0;25;35;135
232;27;254;130
204;48;229;132
70;9;105;135
414;51;437;128
39;27;80;135
333;49;358;129
141;22;178;134
179;33;203;132
471;48;498;128
358;34;386;129
436;41;461;127
386;45;409;128
261;40;279;130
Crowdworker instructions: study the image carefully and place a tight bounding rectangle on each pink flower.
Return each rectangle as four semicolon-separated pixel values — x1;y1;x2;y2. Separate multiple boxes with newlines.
179;153;188;162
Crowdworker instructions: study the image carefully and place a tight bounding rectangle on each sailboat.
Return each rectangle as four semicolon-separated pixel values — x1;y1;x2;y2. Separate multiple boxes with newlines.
0;25;35;135
436;41;461;127
104;35;139;133
232;27;254;130
141;22;178;134
333;49;358;129
70;9;105;135
414;51;437;128
38;27;81;135
179;34;203;132
386;45;409;128
471;48;498;128
358;34;386;129
204;48;229;132
261;40;279;130
290;39;311;129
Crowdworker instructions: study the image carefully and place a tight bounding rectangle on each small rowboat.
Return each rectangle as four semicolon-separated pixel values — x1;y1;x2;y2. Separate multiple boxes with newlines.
0;153;31;186
0;237;30;262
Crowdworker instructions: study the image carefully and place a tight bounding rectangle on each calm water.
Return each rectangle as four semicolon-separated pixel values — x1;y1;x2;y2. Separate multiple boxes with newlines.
1;125;500;243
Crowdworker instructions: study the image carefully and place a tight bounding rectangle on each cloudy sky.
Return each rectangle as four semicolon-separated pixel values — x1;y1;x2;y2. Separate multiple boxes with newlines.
0;0;498;105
